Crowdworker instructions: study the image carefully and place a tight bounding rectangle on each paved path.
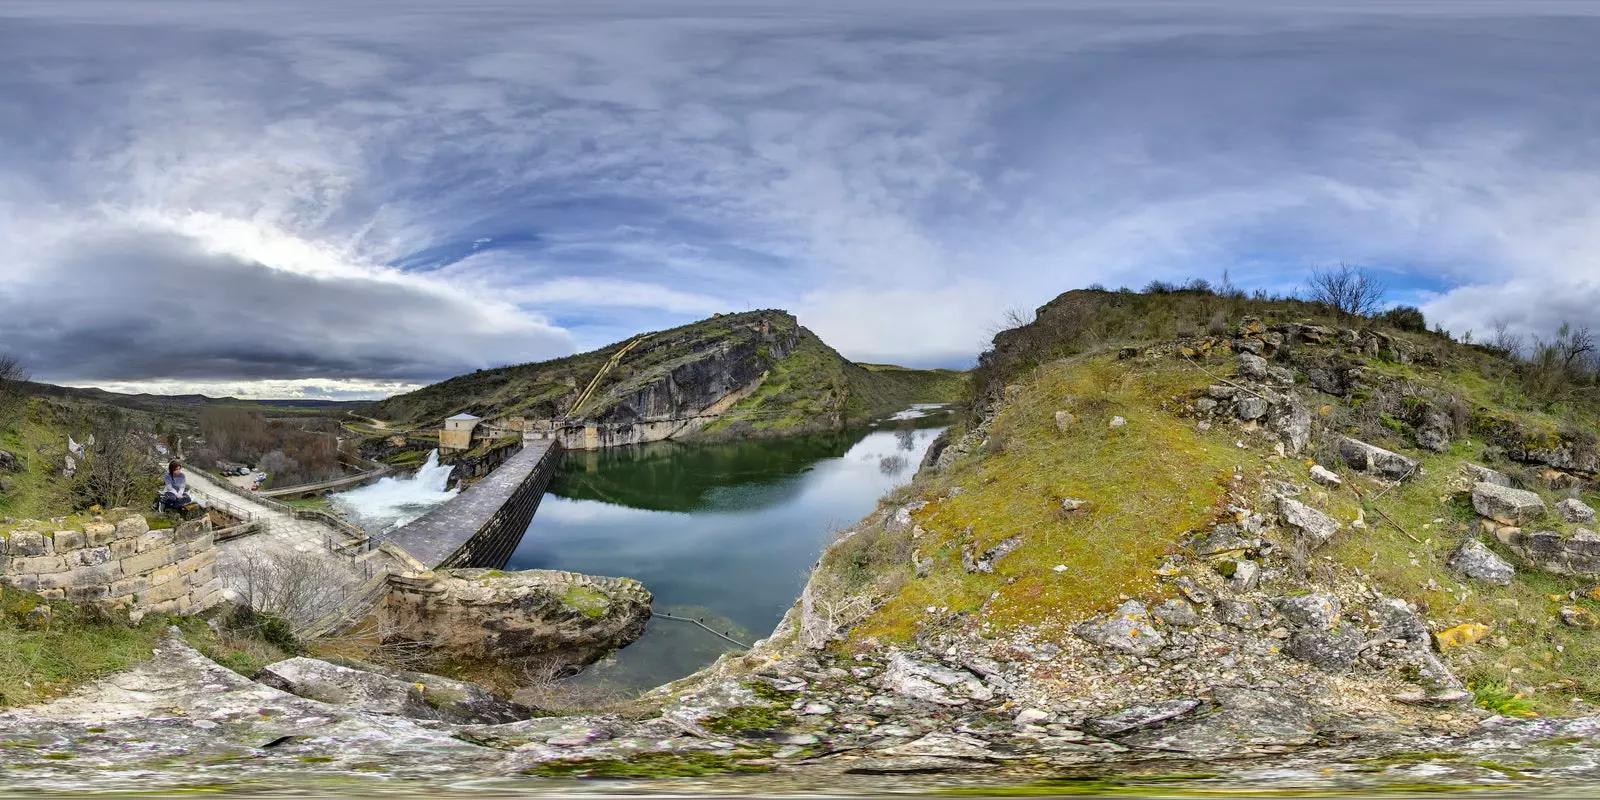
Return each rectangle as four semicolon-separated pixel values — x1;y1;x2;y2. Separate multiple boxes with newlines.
185;469;389;587
256;466;388;498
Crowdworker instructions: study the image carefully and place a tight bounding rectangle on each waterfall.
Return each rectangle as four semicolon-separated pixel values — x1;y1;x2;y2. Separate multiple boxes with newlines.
329;449;459;533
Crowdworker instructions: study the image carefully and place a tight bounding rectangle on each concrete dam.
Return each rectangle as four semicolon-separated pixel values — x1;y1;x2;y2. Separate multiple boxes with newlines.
385;440;565;569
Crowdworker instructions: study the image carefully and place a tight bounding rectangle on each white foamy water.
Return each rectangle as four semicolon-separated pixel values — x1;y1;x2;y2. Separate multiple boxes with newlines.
887;403;951;421
329;449;458;534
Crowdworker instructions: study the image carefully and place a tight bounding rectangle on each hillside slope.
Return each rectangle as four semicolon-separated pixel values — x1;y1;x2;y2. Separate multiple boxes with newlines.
572;290;1600;785
369;310;966;440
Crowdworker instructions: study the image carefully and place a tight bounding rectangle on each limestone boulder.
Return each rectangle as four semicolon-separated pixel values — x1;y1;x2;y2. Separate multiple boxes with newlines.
1274;593;1341;631
1445;539;1515;586
1084;699;1201;737
1472;482;1546;526
1268;399;1313;455
256;657;533;724
1278;496;1341;549
1310;465;1343;488
1337;437;1419;480
378;568;652;671
1463;463;1513;487
1558;498;1597;525
1286;630;1364;670
876;654;994;706
1074;600;1165;656
1236;396;1268;421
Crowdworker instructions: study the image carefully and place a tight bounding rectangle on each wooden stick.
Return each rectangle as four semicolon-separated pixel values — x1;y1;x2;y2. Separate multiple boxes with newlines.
1180;355;1274;403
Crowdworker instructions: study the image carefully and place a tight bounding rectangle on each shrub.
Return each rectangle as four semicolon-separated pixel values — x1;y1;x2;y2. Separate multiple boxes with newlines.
1381;305;1428;333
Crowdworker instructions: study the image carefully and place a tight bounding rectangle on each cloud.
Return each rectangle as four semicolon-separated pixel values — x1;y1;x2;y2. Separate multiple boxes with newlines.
3;1;1600;397
0;222;572;384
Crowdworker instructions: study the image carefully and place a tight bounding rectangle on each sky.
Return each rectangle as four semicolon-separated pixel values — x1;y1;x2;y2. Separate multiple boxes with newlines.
2;1;1599;400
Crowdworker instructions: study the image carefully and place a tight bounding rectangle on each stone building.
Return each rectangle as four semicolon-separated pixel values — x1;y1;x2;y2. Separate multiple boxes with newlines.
440;413;482;452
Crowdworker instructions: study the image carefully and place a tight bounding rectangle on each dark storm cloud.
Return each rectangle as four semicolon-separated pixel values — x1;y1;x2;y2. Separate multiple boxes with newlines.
0;230;570;383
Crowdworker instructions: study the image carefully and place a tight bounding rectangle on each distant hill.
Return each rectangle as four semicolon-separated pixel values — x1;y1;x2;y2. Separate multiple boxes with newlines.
369;310;967;440
22;383;363;419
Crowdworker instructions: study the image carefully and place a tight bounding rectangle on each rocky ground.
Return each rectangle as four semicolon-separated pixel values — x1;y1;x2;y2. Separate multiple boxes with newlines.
7;318;1600;794
5;626;1600;794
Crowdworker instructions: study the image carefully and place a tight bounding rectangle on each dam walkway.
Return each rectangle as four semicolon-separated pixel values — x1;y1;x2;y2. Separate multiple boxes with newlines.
386;440;565;569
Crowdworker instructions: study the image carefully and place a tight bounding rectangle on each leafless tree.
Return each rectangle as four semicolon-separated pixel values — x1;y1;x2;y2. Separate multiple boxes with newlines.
76;416;151;509
0;351;27;421
516;658;631;713
219;547;363;634
1489;318;1524;357
1306;262;1388;320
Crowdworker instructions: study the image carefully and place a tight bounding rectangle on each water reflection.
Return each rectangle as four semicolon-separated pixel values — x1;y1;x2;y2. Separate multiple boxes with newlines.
508;416;948;690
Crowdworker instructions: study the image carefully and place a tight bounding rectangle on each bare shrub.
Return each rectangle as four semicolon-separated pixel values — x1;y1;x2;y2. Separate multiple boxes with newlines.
515;658;631;713
0;351;27;423
219;548;363;635
1489;318;1524;357
1523;323;1598;409
75;414;156;509
1305;262;1387;320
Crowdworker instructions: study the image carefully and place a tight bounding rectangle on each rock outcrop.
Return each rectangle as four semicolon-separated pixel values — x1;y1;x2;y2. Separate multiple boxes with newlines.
1472;482;1547;526
1446;538;1516;585
255;657;534;724
379;568;651;670
1493;527;1600;576
1337;437;1419;480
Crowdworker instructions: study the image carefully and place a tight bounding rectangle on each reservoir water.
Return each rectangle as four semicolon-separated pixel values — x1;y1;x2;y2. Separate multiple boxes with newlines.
508;412;950;692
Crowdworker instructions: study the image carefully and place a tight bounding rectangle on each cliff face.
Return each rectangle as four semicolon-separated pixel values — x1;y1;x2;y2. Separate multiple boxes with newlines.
369;310;964;448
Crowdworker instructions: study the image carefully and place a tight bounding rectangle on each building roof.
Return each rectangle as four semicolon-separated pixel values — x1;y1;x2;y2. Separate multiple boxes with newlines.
446;413;482;422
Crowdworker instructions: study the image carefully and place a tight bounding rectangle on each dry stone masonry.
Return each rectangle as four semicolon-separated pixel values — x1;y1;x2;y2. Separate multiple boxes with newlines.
0;511;221;616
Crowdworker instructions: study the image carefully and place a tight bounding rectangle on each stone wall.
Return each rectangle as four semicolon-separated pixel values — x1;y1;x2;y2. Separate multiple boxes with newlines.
440;437;523;488
0;512;222;615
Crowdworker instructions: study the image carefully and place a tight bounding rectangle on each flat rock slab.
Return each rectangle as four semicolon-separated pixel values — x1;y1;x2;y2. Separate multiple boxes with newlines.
0;630;503;792
1085;699;1201;737
256;656;533;725
1338;437;1419;480
1445;538;1515;586
1473;482;1546;526
1278;497;1341;549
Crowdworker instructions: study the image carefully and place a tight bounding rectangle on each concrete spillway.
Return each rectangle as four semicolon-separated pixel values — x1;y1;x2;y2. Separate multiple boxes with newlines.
385;441;564;569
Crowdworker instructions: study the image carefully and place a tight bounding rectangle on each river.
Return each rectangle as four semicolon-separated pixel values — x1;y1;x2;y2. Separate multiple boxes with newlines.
507;410;951;692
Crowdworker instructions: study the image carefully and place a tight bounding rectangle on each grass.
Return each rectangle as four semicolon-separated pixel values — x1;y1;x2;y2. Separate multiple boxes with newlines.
0;402;76;520
1470;680;1537;718
282;496;336;513
1308;434;1600;716
852;354;1255;641
0;588;287;707
520;750;773;779
561;585;612;618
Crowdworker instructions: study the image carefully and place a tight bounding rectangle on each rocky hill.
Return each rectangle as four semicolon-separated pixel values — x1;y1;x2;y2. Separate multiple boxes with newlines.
368;310;966;439
14;289;1600;793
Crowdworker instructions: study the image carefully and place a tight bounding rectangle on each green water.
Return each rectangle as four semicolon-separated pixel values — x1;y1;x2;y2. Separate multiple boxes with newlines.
508;407;952;691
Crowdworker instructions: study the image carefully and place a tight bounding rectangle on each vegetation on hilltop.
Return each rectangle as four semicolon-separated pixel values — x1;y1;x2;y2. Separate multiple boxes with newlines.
698;327;966;437
793;271;1600;718
369;310;966;436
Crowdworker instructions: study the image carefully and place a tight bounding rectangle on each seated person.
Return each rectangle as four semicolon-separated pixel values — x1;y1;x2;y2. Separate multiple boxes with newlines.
159;460;193;512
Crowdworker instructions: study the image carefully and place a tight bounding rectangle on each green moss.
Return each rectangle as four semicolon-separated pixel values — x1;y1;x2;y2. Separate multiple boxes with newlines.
521;751;772;778
702;704;788;735
747;680;799;704
856;356;1246;640
561;585;611;618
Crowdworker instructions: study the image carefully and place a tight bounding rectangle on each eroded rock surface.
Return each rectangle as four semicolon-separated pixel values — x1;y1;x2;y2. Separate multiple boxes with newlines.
378;568;651;670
